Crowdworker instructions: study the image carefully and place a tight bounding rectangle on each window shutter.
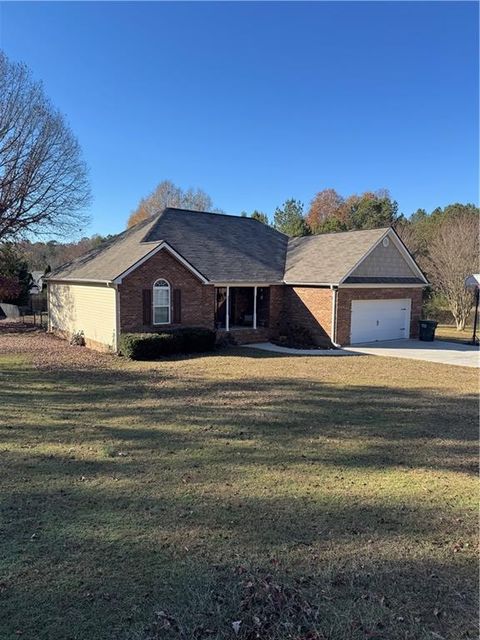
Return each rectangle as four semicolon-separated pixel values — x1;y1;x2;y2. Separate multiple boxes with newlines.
143;289;152;325
173;288;181;323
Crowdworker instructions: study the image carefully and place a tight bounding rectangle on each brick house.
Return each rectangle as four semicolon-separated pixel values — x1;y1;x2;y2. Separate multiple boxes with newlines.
46;208;428;351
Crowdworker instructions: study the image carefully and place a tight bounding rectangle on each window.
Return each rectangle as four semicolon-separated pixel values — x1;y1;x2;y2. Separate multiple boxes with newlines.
153;279;170;324
214;286;270;331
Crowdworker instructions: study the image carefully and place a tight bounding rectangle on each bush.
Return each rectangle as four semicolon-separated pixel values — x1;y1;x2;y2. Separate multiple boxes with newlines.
119;327;216;360
175;327;217;352
70;330;85;347
119;332;181;359
274;322;318;349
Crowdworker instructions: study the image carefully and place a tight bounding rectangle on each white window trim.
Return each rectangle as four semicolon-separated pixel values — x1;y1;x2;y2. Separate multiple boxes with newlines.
153;278;171;325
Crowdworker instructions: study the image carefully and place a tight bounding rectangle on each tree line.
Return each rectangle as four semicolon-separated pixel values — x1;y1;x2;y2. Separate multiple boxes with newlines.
0;235;114;305
244;195;478;330
0;50;478;330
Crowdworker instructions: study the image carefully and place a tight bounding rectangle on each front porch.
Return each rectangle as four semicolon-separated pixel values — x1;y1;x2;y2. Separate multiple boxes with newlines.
214;286;271;332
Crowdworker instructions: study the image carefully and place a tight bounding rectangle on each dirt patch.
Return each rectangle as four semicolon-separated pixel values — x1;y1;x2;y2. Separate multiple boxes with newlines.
0;320;115;371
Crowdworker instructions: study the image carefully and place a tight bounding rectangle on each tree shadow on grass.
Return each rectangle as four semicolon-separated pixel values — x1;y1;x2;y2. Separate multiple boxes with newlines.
0;356;478;639
1;483;477;640
1;359;477;475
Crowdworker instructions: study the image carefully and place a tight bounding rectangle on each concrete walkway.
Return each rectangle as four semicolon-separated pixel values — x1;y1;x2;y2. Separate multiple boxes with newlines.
242;339;479;367
241;342;357;356
345;339;479;368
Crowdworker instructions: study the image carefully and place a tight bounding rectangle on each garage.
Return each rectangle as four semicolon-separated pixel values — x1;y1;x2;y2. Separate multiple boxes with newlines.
350;298;411;344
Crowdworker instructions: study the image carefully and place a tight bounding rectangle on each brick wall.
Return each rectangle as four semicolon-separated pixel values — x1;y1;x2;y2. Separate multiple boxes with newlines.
118;249;289;341
119;253;424;349
217;328;270;345
119;249;215;333
336;287;423;345
282;286;334;346
268;285;285;338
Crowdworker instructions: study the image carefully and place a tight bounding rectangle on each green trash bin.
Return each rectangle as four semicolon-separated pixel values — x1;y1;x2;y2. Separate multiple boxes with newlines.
419;320;438;341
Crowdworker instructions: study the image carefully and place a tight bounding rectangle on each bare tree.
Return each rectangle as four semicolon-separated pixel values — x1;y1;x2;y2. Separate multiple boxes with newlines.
395;218;428;263
127;180;220;228
0;52;91;241
426;214;479;330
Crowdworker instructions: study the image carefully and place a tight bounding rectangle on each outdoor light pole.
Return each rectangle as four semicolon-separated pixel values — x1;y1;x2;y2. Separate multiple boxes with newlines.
472;287;479;345
465;274;480;345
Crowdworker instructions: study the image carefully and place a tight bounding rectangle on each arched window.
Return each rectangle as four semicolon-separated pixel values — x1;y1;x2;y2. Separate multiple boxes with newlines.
153;279;170;324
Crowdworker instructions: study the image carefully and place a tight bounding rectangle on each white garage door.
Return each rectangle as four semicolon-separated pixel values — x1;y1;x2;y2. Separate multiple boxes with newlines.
350;299;411;344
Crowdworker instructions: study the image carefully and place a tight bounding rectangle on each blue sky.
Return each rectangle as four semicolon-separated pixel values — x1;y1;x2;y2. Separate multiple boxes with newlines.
1;1;478;237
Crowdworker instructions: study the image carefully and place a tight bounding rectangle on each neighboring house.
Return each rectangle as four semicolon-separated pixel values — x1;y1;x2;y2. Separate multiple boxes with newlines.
29;271;44;295
46;207;428;352
29;270;48;312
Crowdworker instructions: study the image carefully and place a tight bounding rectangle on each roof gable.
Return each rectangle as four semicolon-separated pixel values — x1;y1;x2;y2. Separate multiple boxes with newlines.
284;227;389;284
113;241;209;284
347;236;416;279
341;228;428;284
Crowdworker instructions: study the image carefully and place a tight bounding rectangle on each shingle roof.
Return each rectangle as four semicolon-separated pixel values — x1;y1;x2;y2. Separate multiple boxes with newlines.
49;208;289;283
48;214;162;282
284;227;389;284
48;210;414;286
142;208;289;282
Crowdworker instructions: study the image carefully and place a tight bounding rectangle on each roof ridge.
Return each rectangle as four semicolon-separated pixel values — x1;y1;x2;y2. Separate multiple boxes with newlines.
289;227;390;242
139;208;168;243
141;207;289;243
162;207;269;222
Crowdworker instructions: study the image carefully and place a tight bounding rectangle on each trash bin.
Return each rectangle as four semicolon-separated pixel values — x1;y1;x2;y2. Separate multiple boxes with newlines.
419;320;438;341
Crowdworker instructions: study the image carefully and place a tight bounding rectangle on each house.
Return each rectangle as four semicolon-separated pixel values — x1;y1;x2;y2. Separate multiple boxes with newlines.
29;271;45;295
28;270;48;312
46;207;428;352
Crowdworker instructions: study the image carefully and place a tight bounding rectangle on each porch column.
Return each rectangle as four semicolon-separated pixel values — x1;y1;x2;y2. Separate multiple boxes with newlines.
226;286;230;331
253;286;257;329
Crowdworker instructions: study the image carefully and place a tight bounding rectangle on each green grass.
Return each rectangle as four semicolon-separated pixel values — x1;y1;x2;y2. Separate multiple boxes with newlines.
0;338;478;640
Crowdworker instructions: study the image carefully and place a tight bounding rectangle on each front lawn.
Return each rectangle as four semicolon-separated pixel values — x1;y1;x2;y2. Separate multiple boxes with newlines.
0;329;478;640
435;324;476;344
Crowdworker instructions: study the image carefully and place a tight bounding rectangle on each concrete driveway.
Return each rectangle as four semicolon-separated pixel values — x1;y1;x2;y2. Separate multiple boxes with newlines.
345;339;479;368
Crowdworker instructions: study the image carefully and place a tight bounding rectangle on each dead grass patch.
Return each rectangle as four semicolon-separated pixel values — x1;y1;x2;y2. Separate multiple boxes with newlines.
0;328;478;639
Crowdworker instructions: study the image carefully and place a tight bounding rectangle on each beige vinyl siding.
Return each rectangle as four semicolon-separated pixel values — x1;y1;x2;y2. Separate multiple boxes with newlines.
48;282;117;350
351;241;416;278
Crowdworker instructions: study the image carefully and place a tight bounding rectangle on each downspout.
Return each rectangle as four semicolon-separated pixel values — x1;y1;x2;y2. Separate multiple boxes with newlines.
226;286;230;332
330;285;339;347
46;282;51;332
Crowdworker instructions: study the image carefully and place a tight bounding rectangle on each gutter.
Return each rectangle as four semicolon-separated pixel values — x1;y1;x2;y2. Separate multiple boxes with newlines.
283;281;337;287
45;277;113;285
